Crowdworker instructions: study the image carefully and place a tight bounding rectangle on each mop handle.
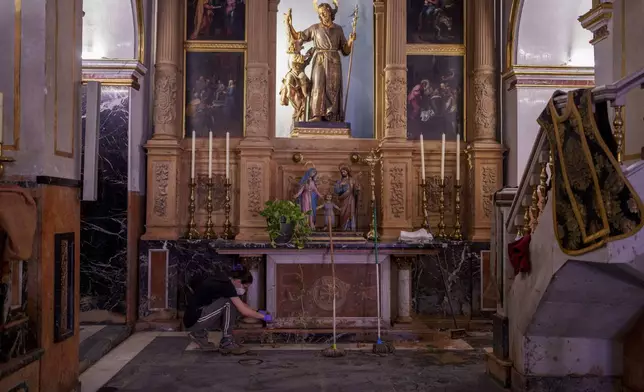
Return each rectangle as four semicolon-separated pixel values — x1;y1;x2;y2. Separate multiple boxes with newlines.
373;202;381;340
328;217;337;349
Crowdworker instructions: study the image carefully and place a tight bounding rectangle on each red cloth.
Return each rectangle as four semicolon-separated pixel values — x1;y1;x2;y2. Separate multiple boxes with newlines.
508;234;531;275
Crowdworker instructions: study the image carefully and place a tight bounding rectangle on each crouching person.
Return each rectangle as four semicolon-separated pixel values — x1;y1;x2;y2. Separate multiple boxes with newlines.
183;265;273;354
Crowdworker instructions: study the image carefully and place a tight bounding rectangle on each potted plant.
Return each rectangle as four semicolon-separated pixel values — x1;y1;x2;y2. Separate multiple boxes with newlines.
260;200;312;249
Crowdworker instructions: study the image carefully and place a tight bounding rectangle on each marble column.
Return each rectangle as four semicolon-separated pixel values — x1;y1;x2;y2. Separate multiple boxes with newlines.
467;0;504;242
237;0;273;241
394;256;414;324
239;256;264;328
143;0;182;240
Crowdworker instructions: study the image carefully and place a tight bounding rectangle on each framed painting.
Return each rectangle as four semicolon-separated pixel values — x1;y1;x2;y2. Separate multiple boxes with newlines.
406;0;465;45
406;54;464;140
184;51;246;138
186;0;247;41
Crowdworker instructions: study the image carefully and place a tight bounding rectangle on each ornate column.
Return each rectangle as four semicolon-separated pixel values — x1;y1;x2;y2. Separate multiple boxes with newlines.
467;0;504;242
380;0;414;239
239;255;264;328
393;256;415;324
237;0;274;241
143;0;182;240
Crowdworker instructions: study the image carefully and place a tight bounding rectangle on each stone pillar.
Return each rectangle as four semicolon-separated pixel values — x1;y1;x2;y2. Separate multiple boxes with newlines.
467;0;504;242
236;0;273;241
380;0;414;239
143;0;182;240
393;256;414;324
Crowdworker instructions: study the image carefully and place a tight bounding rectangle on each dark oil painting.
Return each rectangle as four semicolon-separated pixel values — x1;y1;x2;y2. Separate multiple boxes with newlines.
186;0;246;41
406;55;463;140
185;51;245;138
407;0;464;44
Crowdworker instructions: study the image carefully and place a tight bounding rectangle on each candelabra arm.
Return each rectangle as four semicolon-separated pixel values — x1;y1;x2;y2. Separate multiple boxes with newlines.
186;181;200;239
203;178;218;239
436;180;447;240
450;181;463;241
221;178;235;240
420;178;431;233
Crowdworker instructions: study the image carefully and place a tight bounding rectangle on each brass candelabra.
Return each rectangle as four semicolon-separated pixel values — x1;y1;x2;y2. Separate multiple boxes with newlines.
450;181;462;240
362;149;382;241
420;178;431;232
0;143;15;179
436;180;447;240
221;177;235;240
203;178;218;239
186;181;200;239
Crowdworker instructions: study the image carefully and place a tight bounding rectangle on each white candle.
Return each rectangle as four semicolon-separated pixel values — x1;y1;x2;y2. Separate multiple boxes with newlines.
0;92;3;144
440;133;446;184
208;131;213;179
420;134;426;180
225;131;230;179
191;130;196;180
456;133;461;182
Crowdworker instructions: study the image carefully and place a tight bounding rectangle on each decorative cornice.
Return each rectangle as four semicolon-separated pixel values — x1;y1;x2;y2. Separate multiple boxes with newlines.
503;65;595;90
578;1;613;45
81;59;148;91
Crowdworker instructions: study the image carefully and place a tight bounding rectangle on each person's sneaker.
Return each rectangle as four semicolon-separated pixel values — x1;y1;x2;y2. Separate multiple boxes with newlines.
219;337;248;355
188;331;218;351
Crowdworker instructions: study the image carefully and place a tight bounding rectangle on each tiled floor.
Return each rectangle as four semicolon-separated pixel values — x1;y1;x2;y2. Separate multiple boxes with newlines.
80;331;503;392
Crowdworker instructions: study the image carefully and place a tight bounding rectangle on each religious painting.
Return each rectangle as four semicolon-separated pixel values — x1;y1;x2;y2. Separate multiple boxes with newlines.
186;0;246;41
184;51;245;138
406;0;465;44
406;55;464;140
54;232;75;343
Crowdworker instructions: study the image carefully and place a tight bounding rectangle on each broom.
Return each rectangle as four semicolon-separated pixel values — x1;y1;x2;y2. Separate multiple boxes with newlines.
372;202;394;355
322;216;346;358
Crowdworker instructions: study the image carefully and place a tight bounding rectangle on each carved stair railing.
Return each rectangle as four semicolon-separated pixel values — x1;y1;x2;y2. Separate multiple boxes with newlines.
505;66;644;240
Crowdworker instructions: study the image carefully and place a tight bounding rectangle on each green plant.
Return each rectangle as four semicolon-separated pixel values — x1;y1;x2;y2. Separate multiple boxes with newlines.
260;199;312;249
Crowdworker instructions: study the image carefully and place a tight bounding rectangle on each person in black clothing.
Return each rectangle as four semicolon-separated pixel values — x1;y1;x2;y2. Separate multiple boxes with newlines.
183;265;272;353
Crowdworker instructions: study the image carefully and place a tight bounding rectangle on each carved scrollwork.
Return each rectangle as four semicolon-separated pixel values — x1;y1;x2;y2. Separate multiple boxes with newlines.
197;174;226;212
388;166;405;218
247;166;263;216
153;163;170;217
427;175;453;213
472;71;496;140
245;67;269;137
384;70;407;137
153;70;177;125
481;166;497;218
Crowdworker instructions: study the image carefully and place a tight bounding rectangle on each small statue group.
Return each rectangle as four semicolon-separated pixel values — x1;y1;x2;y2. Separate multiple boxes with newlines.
293;165;359;232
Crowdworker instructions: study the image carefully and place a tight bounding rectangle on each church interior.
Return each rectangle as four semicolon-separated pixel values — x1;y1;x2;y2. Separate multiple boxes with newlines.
1;0;644;391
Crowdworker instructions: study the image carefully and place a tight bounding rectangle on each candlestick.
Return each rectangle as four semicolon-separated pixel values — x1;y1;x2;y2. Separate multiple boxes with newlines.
186;181;200;239
436;181;447;240
191;130;196;180
456;133;460;182
221;177;235;240
450;181;462;240
203;177;217;239
440;133;445;183
420;178;431;232
362;149;383;241
208;131;213;179
420;134;426;179
225;131;230;179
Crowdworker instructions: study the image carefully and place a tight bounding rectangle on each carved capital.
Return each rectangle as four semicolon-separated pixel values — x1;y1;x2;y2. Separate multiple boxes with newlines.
384;67;407;139
245;65;270;138
472;70;496;141
392;256;415;270
239;256;263;271
153;66;178;129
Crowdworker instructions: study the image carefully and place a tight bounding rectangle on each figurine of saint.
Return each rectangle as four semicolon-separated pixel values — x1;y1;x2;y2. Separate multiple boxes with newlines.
285;1;356;122
294;168;323;229
317;194;340;230
334;165;359;231
279;46;315;123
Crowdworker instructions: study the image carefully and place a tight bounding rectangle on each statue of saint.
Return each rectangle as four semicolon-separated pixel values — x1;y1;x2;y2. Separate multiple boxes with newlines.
279;45;315;123
294;168;323;229
285;1;356;122
333;165;359;231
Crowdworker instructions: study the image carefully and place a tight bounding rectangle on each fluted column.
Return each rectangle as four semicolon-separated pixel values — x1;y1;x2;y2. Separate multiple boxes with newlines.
471;0;496;142
383;0;407;140
394;256;415;324
152;0;181;140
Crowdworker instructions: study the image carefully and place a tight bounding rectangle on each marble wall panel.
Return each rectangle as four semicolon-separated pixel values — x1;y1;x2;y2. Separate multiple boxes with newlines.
79;86;130;319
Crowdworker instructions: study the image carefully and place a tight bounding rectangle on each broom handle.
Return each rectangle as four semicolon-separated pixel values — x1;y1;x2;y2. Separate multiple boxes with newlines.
328;217;337;348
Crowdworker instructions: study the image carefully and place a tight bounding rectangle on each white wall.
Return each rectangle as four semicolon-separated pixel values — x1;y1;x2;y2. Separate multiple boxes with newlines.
275;0;374;138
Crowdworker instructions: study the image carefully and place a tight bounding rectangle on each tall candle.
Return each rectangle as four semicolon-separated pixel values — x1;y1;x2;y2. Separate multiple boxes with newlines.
420;134;426;179
225;131;230;179
0;92;3;144
191;130;196;180
208;131;213;179
440;133;446;183
456;133;460;182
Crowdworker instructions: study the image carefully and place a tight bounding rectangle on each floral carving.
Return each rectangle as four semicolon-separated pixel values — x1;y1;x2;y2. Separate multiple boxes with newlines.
247;166;263;216
472;71;496;140
245;67;269;137
384;71;407;136
427;175;453;213
481;166;497;218
153;163;170;216
389;166;405;218
197;174;226;212
153;70;177;125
